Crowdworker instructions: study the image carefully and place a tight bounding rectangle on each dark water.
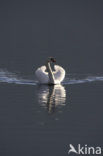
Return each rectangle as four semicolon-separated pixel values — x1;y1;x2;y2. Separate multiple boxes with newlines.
0;70;103;156
0;0;103;156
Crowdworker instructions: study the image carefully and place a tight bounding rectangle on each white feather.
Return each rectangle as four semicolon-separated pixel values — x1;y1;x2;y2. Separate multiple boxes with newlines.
35;66;49;84
35;65;65;84
53;65;65;84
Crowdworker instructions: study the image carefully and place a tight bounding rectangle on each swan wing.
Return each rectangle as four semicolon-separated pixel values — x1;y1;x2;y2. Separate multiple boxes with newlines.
53;65;65;83
35;66;49;84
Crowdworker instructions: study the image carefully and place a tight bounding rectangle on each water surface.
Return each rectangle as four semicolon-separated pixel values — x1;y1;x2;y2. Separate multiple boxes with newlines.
0;69;103;156
0;0;103;155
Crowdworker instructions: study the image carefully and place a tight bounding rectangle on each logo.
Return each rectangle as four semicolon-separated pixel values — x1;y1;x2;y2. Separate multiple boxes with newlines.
68;144;102;155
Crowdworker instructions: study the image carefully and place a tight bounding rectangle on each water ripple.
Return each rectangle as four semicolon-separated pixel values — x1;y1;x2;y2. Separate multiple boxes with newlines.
63;75;103;85
0;69;103;86
0;70;36;85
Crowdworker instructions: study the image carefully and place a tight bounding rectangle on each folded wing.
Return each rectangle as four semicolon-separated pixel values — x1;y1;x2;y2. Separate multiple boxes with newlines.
35;66;49;84
53;65;65;83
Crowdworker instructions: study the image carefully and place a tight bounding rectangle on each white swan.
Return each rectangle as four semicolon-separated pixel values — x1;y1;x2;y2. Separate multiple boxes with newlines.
35;57;65;85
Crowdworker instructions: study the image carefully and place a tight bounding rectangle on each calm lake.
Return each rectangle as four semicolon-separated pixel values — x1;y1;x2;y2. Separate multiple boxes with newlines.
0;1;103;156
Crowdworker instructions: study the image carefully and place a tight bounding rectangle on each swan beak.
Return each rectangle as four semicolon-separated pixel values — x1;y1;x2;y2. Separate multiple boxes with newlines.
52;59;56;63
50;58;56;63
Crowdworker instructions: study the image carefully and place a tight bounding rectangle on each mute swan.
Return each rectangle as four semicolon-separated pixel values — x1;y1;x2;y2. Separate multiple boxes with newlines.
35;57;65;85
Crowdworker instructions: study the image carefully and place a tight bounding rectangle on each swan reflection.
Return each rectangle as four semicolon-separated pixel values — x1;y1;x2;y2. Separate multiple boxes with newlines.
37;85;66;113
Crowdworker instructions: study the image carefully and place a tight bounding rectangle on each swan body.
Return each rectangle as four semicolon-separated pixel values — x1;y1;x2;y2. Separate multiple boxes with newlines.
35;60;65;85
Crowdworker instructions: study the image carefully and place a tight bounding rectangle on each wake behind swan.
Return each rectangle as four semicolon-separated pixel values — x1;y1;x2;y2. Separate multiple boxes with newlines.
0;69;103;86
0;69;36;85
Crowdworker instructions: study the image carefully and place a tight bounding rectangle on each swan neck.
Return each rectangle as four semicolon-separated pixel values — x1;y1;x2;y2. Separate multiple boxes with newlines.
46;62;55;84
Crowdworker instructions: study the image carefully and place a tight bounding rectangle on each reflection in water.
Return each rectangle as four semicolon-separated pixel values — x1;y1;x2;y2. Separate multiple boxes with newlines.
37;85;66;113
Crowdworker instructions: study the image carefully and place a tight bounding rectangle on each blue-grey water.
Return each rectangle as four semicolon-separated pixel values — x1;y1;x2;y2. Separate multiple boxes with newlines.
0;69;103;156
0;0;103;156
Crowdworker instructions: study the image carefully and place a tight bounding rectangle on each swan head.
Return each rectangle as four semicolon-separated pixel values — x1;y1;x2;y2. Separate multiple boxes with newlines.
48;57;56;63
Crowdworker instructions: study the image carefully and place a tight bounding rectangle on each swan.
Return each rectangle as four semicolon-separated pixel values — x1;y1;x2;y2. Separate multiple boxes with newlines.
35;57;65;85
